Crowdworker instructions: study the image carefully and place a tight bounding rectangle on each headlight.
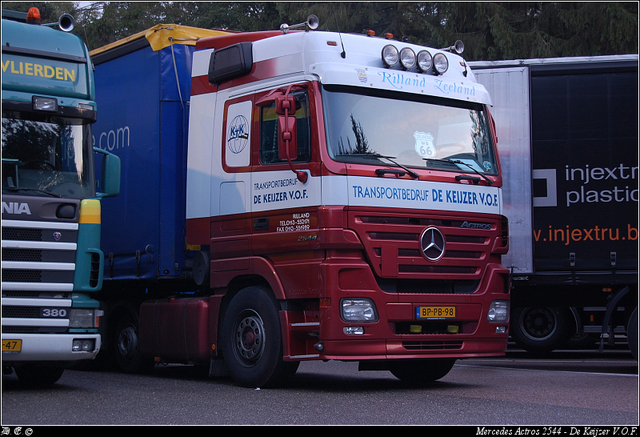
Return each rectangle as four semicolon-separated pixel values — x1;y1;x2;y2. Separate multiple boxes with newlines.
69;309;97;328
382;44;399;68
72;339;96;352
341;298;378;322
433;53;449;74
399;47;416;70
487;300;509;323
33;96;58;112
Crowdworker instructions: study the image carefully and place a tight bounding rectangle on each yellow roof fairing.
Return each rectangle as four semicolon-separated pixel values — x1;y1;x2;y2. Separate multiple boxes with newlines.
90;24;232;56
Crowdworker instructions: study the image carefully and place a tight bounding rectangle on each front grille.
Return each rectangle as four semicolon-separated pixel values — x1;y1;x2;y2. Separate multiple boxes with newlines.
349;210;501;291
3;306;41;318
2;227;43;241
402;341;463;350
3;269;42;282
2;326;67;334
2;269;74;283
2;292;72;299
89;252;100;288
3;306;69;319
3;248;42;262
3;248;76;263
2;220;78;290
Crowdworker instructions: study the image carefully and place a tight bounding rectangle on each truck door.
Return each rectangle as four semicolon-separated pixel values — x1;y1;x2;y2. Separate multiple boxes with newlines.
212;96;254;259
250;85;324;296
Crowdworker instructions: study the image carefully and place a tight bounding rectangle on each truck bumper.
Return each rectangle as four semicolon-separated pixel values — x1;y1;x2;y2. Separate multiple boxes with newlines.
2;333;101;363
317;338;509;361
281;261;510;361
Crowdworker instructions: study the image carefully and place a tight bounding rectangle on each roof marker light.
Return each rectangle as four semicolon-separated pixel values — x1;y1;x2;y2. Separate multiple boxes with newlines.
381;44;399;68
27;7;41;24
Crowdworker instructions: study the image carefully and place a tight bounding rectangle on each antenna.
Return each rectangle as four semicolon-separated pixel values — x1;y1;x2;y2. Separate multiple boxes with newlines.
332;8;346;59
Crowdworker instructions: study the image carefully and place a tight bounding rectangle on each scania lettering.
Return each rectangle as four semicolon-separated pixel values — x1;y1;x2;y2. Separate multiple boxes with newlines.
1;8;120;385
91;16;510;387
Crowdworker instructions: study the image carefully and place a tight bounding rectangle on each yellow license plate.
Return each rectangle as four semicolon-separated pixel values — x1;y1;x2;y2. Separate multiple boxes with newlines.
2;339;22;353
416;306;456;319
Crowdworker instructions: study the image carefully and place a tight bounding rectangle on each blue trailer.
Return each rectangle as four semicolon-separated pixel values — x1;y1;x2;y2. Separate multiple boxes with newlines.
90;25;230;371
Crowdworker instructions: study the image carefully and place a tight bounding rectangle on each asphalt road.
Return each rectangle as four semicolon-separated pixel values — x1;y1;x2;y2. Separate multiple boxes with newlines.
2;349;637;426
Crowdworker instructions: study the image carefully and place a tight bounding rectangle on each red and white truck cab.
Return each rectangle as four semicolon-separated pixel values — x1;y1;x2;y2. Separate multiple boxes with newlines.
180;19;510;386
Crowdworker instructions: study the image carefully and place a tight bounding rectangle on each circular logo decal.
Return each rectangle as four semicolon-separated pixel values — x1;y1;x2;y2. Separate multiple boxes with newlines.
227;114;249;155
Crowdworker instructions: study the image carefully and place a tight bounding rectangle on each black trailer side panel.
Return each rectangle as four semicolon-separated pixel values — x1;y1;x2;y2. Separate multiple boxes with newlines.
530;64;638;279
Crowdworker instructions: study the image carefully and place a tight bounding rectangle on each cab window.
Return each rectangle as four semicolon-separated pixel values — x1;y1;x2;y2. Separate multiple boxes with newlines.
260;90;311;164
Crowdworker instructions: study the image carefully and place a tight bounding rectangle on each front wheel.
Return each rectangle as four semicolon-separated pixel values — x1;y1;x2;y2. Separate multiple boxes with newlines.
220;286;298;388
15;366;64;386
389;359;456;384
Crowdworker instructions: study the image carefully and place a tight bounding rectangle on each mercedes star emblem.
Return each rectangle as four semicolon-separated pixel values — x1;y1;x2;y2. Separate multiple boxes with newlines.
420;227;445;261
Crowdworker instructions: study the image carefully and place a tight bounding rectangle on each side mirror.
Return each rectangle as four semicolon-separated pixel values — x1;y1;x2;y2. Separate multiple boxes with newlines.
278;115;298;161
94;147;121;198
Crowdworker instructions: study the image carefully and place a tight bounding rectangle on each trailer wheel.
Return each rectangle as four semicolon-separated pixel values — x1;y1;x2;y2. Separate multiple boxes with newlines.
220;286;298;388
113;316;154;374
627;307;638;360
15;366;64;386
511;307;573;354
389;359;456;384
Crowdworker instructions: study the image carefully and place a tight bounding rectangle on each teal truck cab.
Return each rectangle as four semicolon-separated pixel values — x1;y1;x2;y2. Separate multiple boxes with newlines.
2;8;120;385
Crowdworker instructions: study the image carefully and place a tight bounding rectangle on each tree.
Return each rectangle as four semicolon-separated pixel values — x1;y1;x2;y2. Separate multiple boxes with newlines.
2;2;636;58
406;3;638;60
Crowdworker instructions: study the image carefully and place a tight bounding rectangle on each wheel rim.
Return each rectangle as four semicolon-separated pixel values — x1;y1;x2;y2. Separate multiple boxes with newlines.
117;324;139;360
519;307;557;341
234;310;266;366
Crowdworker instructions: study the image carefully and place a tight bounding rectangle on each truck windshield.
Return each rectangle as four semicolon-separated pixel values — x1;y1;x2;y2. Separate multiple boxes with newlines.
2;110;95;198
323;85;498;175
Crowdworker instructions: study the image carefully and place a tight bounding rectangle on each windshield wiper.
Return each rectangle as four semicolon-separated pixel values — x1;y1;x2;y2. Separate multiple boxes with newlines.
5;186;62;197
340;153;419;179
424;158;493;185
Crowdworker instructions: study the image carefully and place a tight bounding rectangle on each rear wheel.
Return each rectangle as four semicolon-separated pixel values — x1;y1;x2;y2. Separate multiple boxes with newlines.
389;359;456;384
511;306;573;354
220;286;298;387
627;307;638;360
113;315;154;374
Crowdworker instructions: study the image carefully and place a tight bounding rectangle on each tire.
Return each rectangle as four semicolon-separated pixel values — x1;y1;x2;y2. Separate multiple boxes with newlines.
389;359;456;384
220;286;299;388
511;306;573;354
15;366;65;386
113;316;154;374
627;307;638;360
